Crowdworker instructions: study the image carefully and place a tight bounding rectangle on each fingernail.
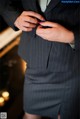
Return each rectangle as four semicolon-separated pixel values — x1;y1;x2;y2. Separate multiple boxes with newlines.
41;20;46;22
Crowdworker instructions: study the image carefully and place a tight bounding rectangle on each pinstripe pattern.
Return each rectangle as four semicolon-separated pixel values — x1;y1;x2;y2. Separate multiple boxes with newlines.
1;0;80;118
23;68;79;119
17;0;80;72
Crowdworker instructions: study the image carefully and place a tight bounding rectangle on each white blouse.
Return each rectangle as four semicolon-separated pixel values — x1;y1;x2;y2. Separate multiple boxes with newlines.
38;0;51;12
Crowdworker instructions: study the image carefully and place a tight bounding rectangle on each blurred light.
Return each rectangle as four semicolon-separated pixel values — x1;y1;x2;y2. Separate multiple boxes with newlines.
0;97;5;106
21;61;26;74
2;91;9;101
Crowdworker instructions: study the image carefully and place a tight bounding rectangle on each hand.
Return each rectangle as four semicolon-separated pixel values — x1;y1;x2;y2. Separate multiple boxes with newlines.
14;11;44;32
36;21;74;43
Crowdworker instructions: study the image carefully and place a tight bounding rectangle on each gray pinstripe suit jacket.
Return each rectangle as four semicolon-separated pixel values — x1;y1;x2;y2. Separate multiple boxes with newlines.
1;0;80;72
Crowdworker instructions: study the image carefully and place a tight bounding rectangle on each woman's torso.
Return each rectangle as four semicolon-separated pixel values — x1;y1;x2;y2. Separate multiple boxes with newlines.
18;0;79;72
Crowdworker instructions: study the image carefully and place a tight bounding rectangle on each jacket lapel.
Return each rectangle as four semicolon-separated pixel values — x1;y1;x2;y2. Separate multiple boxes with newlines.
30;0;60;13
45;0;60;13
31;0;39;12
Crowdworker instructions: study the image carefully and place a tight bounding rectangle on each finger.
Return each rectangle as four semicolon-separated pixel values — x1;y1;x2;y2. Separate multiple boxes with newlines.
39;21;58;27
20;26;32;32
24;16;38;24
23;11;45;21
22;21;36;28
36;26;51;34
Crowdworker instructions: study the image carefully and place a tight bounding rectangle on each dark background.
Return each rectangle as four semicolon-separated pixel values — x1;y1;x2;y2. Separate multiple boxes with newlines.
0;15;24;119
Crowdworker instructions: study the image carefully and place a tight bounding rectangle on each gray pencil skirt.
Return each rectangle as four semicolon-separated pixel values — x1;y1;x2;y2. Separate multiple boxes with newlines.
23;68;79;119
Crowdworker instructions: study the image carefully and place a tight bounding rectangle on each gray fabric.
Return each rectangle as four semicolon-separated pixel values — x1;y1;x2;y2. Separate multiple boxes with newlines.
38;0;74;48
23;68;79;119
1;1;80;118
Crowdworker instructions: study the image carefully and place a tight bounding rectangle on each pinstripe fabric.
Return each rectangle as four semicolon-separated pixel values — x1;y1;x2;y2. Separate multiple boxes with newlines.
1;0;80;118
23;68;79;119
17;0;80;71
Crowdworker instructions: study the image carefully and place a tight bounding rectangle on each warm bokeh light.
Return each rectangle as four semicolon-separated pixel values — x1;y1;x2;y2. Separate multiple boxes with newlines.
0;97;5;106
21;60;26;74
2;91;10;101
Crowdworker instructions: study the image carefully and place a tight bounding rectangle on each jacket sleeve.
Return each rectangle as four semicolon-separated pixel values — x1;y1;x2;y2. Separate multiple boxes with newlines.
73;25;80;51
0;0;23;31
0;0;7;13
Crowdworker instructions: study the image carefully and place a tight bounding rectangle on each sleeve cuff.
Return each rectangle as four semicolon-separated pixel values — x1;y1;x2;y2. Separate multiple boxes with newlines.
2;10;21;31
73;28;80;51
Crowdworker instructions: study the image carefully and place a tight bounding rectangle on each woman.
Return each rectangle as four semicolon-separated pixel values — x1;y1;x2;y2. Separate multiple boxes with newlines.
1;0;80;119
